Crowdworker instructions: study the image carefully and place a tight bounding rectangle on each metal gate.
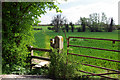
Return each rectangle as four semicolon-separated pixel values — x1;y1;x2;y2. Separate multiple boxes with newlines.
67;37;120;80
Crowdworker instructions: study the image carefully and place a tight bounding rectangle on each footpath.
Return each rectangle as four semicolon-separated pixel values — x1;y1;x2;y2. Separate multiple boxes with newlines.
0;75;52;80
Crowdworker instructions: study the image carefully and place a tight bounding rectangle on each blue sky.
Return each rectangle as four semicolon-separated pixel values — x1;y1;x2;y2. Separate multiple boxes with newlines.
39;0;119;25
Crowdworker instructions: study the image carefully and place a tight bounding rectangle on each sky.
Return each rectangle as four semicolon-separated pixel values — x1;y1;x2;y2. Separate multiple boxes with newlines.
39;0;120;25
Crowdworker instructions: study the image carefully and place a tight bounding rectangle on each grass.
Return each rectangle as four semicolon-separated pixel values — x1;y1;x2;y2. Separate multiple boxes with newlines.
33;25;120;78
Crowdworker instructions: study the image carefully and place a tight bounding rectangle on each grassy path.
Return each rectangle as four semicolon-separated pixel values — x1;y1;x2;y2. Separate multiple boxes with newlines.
32;28;51;66
43;29;50;49
43;29;50;56
33;27;51;57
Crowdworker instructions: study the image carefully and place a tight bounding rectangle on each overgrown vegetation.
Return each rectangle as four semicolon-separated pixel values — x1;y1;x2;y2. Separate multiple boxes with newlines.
49;49;76;79
2;2;61;74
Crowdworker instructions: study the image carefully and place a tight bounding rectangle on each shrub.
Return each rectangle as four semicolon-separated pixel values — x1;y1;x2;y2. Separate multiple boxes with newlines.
48;27;52;30
65;24;69;32
77;27;82;32
62;27;65;31
49;49;76;79
34;28;42;30
69;22;74;32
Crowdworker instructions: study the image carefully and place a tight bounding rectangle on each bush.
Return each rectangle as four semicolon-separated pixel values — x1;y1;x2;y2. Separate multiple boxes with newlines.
65;24;69;32
48;27;53;30
77;27;82;32
62;27;65;31
49;49;76;79
2;2;62;74
34;28;42;30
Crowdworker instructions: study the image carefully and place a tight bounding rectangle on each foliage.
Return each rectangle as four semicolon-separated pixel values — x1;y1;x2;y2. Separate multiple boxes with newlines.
116;25;120;30
51;14;67;32
78;17;86;32
2;2;61;74
29;66;49;75
49;49;76;79
48;27;53;30
87;13;101;32
65;24;69;32
33;28;42;30
77;27;81;32
69;22;74;32
108;18;113;32
78;12;115;32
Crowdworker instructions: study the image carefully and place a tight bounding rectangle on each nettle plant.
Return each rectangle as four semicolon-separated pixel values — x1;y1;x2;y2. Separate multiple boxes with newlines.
49;49;77;79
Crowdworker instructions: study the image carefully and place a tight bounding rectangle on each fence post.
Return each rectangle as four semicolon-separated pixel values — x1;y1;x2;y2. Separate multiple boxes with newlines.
30;46;33;71
30;46;33;56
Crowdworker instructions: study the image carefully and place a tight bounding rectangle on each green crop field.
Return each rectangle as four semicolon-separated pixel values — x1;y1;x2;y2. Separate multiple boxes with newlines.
33;26;120;78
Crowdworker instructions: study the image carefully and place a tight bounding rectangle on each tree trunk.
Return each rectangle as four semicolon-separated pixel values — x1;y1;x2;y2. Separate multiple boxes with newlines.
82;24;86;32
71;25;74;32
108;18;113;32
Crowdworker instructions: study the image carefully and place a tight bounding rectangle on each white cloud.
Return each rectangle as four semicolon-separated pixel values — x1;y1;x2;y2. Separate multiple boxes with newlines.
60;1;118;24
38;15;51;24
54;0;79;4
39;9;61;24
39;0;119;24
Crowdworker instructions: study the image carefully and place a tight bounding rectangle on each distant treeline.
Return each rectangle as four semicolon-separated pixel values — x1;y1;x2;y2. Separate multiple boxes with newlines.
32;24;52;26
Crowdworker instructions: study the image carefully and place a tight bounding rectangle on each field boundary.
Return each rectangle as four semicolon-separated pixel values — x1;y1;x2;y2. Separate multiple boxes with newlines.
67;36;120;80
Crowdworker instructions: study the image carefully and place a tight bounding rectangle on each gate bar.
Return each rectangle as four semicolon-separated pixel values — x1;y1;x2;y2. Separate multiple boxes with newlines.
77;69;119;80
68;53;120;63
31;56;50;61
86;72;120;76
69;45;120;52
69;60;120;73
31;48;52;52
81;63;120;73
68;37;120;42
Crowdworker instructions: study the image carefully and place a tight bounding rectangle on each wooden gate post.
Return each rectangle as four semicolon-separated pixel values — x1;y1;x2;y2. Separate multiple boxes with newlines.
55;36;63;53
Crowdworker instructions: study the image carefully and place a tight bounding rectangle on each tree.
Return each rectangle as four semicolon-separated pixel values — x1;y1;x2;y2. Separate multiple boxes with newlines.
80;17;87;32
87;14;94;32
86;12;109;32
65;24;69;32
88;13;101;32
69;22;74;32
108;18;114;32
100;12;108;31
33;17;41;26
51;14;67;32
78;12;113;32
2;2;61;74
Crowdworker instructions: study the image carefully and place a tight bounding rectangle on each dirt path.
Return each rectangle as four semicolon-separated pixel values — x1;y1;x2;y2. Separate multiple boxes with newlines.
0;75;52;80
